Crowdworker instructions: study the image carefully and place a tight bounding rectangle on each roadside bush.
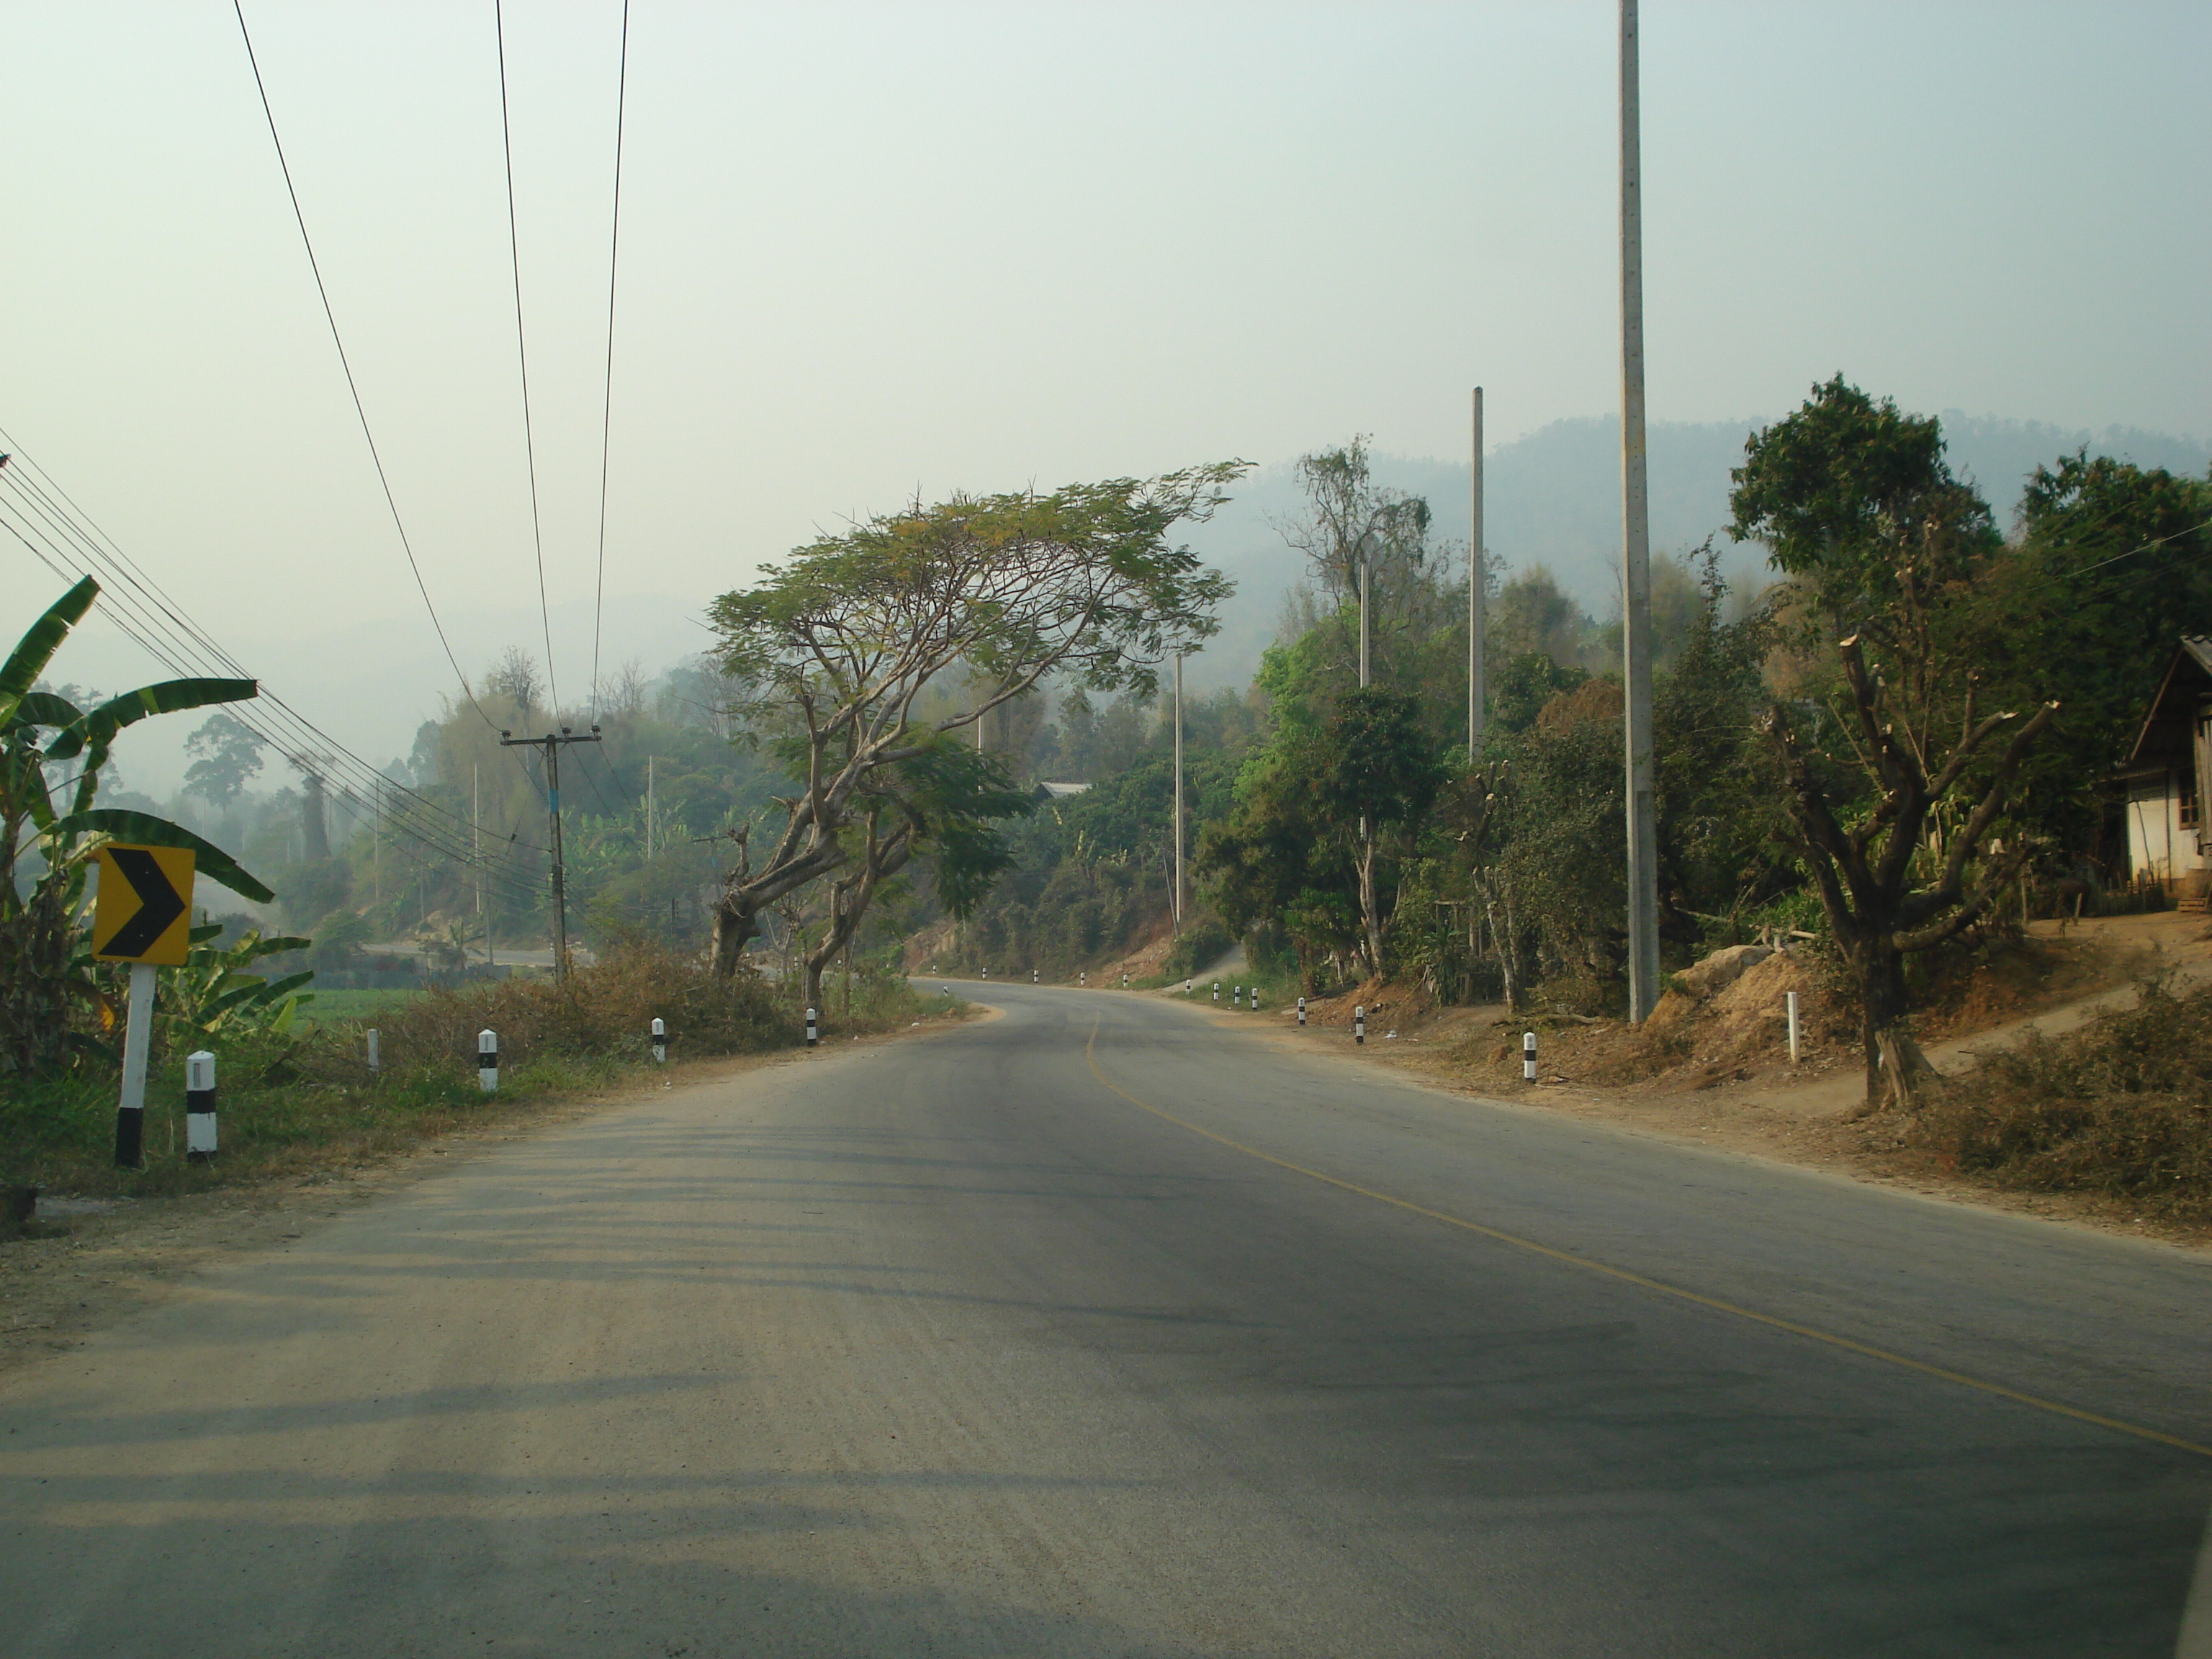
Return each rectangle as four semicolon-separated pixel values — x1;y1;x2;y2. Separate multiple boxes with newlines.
1160;918;1233;981
0;943;804;1199
1909;975;2212;1223
328;943;795;1084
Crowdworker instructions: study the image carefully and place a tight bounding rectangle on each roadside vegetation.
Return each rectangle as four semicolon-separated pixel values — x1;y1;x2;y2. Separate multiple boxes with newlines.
1908;974;2212;1226
1;943;961;1200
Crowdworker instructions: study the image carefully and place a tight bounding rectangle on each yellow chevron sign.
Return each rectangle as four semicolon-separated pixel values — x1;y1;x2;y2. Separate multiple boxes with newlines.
91;844;196;965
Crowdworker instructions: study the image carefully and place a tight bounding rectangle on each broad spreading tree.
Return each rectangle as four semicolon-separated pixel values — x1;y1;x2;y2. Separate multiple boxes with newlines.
703;466;1244;978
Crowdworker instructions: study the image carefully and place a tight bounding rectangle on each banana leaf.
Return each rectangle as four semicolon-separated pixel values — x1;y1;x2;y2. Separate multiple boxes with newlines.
6;691;86;734
45;678;258;760
0;576;98;711
45;808;276;902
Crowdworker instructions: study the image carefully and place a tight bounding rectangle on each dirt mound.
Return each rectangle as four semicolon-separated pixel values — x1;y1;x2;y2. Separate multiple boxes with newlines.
902;917;958;971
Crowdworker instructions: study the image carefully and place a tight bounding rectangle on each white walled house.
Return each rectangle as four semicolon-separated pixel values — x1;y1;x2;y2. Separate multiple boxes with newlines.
2121;637;2212;894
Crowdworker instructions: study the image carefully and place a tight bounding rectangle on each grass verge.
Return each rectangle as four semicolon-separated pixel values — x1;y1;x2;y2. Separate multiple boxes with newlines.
1;948;963;1203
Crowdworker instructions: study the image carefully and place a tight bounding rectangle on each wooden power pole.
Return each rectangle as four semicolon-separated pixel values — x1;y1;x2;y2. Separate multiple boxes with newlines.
500;724;601;979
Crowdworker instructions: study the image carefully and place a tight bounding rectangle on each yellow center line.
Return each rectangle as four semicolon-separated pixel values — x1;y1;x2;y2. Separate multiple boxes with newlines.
1084;1017;2212;1462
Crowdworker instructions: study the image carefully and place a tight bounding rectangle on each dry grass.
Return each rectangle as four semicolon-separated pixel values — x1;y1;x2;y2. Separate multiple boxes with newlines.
1907;974;2212;1224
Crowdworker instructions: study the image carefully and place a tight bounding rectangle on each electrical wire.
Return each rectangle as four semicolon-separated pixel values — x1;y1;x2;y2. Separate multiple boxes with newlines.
493;0;562;717
0;449;547;899
590;0;631;721
230;0;505;740
0;453;531;866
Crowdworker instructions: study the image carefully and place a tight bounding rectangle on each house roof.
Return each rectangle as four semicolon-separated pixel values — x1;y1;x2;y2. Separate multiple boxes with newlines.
2126;637;2212;765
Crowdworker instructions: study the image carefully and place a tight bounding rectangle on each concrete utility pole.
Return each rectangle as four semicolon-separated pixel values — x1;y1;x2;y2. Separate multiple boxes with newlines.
472;763;481;965
1618;0;1660;1022
500;724;602;979
1469;385;1485;754
1172;654;1185;933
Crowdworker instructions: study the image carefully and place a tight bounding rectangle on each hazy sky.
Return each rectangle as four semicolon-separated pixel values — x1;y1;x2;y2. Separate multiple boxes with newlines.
6;1;2208;770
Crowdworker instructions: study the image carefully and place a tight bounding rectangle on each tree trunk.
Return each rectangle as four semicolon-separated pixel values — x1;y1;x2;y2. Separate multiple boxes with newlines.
1856;939;1938;1114
1482;892;1518;1015
1357;827;1383;977
709;896;757;979
0;880;75;1078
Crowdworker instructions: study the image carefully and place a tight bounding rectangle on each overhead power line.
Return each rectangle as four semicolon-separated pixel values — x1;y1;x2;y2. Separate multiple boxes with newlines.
590;0;633;721
0;439;547;899
493;0;562;717
230;0;505;741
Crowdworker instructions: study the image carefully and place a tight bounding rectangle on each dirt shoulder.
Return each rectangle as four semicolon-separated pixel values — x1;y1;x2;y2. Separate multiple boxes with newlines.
1195;912;2212;1254
0;1014;980;1382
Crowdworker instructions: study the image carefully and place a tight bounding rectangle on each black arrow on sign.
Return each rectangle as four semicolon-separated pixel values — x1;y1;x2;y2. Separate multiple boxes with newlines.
106;848;186;957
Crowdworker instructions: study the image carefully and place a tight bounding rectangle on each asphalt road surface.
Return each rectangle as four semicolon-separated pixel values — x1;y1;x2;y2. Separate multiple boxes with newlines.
5;983;2211;1657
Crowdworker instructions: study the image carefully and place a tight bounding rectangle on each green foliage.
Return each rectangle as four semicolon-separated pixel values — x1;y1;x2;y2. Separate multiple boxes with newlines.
1487;650;1588;735
2;580;271;1078
182;711;267;809
1730;374;1994;634
158;922;315;1043
703;465;1246;974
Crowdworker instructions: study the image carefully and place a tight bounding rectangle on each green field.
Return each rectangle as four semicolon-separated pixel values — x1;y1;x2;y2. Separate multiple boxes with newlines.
300;988;429;1024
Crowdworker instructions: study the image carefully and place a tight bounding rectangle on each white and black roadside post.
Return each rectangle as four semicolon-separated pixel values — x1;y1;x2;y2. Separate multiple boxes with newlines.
366;1028;381;1076
1523;1030;1538;1082
1786;992;1801;1064
477;1029;499;1092
92;842;195;1170
114;961;157;1168
1033;968;1039;984
1354;1005;1366;1046
1233;984;1243;1009
1122;971;1129;989
651;1016;667;1066
1184;978;1192;997
981;966;988;980
1079;971;1087;988
185;1050;217;1161
1298;996;1307;1027
1251;987;1261;1011
1212;981;1220;1004
806;1007;819;1048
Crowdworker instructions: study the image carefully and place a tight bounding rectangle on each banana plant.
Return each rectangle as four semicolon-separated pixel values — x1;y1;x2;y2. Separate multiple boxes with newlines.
156;922;315;1040
2;577;277;1076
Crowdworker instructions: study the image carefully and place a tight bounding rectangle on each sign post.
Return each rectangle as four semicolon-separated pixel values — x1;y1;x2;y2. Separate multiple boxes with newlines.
91;845;196;1169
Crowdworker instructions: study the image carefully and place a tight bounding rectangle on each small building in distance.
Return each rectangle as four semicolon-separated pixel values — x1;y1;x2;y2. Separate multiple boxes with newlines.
2121;637;2212;899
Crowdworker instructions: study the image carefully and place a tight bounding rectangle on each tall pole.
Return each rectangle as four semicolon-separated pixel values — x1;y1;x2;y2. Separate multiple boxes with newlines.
547;737;568;977
1469;385;1485;754
1619;0;1660;1022
1172;655;1185;933
472;763;482;965
501;725;601;982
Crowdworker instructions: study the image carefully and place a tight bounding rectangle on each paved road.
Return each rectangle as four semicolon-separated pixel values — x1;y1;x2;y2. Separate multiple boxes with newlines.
4;984;2211;1656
